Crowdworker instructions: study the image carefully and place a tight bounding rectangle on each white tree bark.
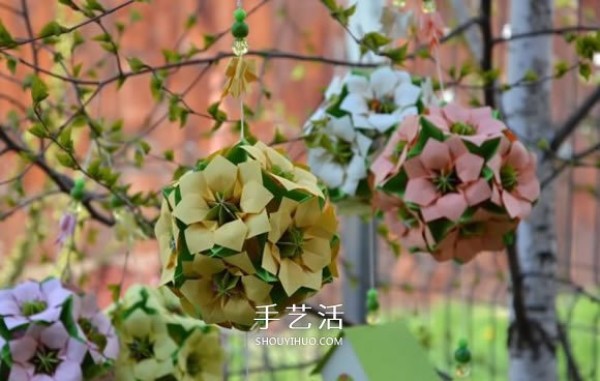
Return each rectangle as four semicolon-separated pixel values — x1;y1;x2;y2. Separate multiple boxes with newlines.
502;1;557;380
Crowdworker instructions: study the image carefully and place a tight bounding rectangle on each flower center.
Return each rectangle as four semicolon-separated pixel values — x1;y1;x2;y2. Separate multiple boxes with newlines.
30;345;61;375
213;272;242;298
368;97;396;114
186;352;203;376
332;140;354;164
78;318;107;352
21;300;48;317
450;122;477;136
433;169;459;194
277;228;304;259
500;165;518;191
128;336;154;362
207;193;240;226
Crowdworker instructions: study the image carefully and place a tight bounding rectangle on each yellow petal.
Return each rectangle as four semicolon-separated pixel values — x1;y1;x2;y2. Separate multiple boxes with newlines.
268;210;292;243
223;252;255;275
172;195;210;225
134;359;162;380
294;197;322;228
300;269;323;291
301;250;330;272
242;275;273;303
294;168;325;197
241;144;267;166
184;224;215;254
240;181;273;214
239;160;263;185
258;142;294;172
191;254;226;276
222;297;256;325
261;244;279;275
279;259;305;296
180;279;210;309
124;310;152;337
214;219;248;251
179;171;208;197
203;155;238;196
245;210;271;238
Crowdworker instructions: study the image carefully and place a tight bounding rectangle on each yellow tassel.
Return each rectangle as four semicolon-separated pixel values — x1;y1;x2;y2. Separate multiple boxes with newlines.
222;56;257;98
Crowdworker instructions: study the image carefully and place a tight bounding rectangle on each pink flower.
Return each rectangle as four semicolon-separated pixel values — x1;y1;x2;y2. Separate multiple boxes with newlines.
403;137;492;222
418;11;444;50
489;138;540;219
375;192;434;253
433;210;517;263
55;212;77;248
8;322;86;381
0;279;73;330
73;295;119;363
372;115;421;186
427;103;506;146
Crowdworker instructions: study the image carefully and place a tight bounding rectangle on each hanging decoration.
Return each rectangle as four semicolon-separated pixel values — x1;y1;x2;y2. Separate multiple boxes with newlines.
304;67;422;213
156;142;339;331
0;278;118;381
109;285;223;381
156;5;340;331
372;103;540;262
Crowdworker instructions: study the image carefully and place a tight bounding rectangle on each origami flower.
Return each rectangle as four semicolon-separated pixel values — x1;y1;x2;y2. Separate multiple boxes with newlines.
0;278;72;330
73;294;119;363
178;253;272;328
403;137;491;222
433;210;517;263
176;328;223;381
489;137;540;220
262;197;338;296
115;310;178;381
8;322;87;381
306;115;371;196
340;67;421;132
170;155;274;255
418;11;444;50
427;103;506;146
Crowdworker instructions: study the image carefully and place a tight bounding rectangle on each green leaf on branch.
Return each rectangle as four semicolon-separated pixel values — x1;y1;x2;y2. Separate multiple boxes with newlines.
0;20;16;48
203;34;217;50
381;44;408;65
38;21;68;39
31;76;49;104
127;57;146;73
85;0;105;12
579;62;591;80
522;69;538;83
359;32;391;56
6;57;17;74
554;61;570;78
56;152;77;169
208;102;228;131
28;123;48;138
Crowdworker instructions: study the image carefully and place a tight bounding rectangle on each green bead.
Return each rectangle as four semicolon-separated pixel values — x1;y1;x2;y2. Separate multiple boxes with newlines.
454;342;472;364
234;8;247;22
70;179;85;201
366;288;380;312
231;21;249;39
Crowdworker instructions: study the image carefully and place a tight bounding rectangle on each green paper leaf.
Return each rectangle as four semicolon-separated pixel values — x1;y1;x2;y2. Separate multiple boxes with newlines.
407;117;445;158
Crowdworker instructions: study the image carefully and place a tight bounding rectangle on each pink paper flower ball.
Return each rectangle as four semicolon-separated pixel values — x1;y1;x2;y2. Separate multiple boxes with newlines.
372;103;540;262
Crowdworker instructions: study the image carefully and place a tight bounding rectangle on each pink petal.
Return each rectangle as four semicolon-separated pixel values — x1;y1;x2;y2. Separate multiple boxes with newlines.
455;153;484;183
476;119;505;135
442;103;470;124
10;337;37;363
371;155;395;185
404;178;438;206
463;178;492;205
446;136;468;157
516;178;540;202
463;135;490;146
507;141;530;168
13;282;42;305
469;106;494;121
0;292;20;315
399;116;421;141
8;364;31;381
52;361;82;381
423;115;449;132
403;157;428;178
421;139;451;171
40;322;69;349
425;193;468;222
502;191;532;219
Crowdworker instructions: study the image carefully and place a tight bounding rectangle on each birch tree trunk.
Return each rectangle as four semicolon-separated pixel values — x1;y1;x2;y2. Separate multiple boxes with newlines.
502;1;557;380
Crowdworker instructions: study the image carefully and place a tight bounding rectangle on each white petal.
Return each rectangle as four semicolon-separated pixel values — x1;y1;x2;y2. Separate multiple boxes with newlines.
324;76;344;99
340;178;360;196
352;114;375;129
394;82;421;108
395;106;419;122
340;93;369;114
344;75;371;97
368;113;401;133
329;115;355;141
346;155;367;181
314;161;345;188
370;67;399;99
394;70;412;83
355;132;372;157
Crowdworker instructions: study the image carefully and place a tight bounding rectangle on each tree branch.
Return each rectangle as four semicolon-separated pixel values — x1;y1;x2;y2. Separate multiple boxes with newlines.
0;128;115;226
493;25;600;44
549;86;600;153
479;0;495;108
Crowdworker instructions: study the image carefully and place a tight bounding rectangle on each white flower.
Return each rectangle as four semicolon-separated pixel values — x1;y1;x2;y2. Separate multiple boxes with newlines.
340;67;421;132
420;77;441;108
307;115;371;196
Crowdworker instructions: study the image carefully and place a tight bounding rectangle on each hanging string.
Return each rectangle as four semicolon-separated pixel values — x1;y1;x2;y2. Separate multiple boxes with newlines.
240;95;245;141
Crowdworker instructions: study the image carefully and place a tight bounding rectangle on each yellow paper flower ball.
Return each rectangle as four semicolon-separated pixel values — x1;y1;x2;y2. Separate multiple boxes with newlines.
156;141;340;331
